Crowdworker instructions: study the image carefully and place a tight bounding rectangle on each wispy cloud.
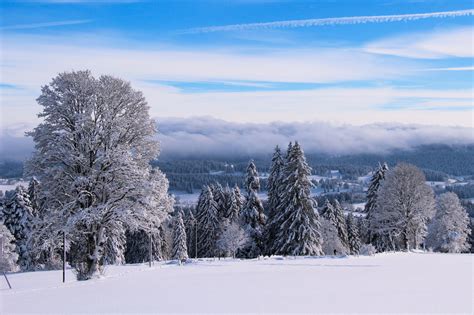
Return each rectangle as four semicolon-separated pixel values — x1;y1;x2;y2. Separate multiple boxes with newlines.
0;20;92;31
364;26;473;59
424;66;474;71
182;9;474;34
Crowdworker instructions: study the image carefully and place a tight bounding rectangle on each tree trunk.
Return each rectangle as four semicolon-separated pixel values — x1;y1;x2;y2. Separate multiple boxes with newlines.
85;226;105;279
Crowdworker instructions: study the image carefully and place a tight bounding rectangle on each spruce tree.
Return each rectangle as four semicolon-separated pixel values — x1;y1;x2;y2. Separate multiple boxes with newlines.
0;222;19;272
227;185;243;223
346;213;361;255
3;186;35;270
241;161;266;257
195;186;220;258
333;200;349;249
172;211;189;263
264;146;284;254
273;142;323;256
365;163;388;246
184;210;197;258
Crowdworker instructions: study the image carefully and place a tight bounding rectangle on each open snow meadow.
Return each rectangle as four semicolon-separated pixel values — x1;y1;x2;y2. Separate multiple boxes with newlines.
1;253;472;314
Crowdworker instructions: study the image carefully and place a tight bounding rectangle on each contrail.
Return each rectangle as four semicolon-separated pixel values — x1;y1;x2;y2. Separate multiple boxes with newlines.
183;9;474;34
0;20;92;30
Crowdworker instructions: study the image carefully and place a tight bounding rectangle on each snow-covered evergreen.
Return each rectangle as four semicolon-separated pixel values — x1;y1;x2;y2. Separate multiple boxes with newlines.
2;186;35;270
264;146;284;254
333;200;349;249
372;163;435;251
365;163;388;246
172;211;188;262
184;209;197;259
0;222;18;272
195;186;220;258
226;185;243;223
346;213;361;255
319;200;348;254
272;142;323;256
25;71;173;279
240;161;266;257
426;192;470;253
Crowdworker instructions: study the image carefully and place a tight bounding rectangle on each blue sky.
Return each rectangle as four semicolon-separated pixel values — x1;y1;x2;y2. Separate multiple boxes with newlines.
0;0;473;131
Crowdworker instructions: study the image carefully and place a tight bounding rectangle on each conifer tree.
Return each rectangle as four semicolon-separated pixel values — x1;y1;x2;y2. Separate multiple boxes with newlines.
333;200;349;249
2;186;35;270
195;186;220;257
0;222;18;272
184;210;197;258
172;211;188;263
264;146;284;254
241;161;266;257
227;185;243;223
365;163;388;245
346;213;361;255
272;142;323;256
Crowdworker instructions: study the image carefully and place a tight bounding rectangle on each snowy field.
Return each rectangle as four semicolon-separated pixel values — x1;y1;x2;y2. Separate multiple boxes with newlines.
1;253;472;314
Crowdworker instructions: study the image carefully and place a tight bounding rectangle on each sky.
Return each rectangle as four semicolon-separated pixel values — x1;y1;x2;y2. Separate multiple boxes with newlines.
0;0;473;158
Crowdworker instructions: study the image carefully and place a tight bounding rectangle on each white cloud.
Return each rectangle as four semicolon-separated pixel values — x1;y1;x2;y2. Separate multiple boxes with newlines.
183;9;474;33
0;20;92;30
2;117;472;160
364;27;474;59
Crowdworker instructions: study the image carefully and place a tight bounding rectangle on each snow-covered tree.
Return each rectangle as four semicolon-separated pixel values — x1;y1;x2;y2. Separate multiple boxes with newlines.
184;209;197;259
195;186;220;258
426;192;470;253
365;163;388;245
320;217;346;256
264;146;284;254
25;71;173;279
357;216;369;244
2;186;35;270
333;200;349;249
172;211;188;263
226;185;243;223
28;177;42;213
319;200;348;254
372;163;435;251
0;222;18;272
240;161;266;257
346;213;361;255
272;142;323;256
217;222;248;258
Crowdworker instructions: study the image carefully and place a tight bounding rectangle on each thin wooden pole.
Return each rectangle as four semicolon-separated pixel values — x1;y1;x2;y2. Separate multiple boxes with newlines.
149;233;152;267
63;231;66;283
3;272;11;289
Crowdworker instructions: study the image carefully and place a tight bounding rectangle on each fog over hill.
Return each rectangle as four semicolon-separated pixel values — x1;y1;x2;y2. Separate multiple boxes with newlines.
1;117;473;161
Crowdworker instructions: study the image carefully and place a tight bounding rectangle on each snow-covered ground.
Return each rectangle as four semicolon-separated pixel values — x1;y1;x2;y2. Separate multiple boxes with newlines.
1;253;472;314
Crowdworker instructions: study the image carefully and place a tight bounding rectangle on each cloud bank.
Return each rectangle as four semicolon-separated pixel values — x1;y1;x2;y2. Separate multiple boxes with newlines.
183;9;474;34
156;117;474;158
2;117;472;161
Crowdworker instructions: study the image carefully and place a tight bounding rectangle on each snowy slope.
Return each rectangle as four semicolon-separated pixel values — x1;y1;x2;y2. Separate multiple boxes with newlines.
1;253;472;314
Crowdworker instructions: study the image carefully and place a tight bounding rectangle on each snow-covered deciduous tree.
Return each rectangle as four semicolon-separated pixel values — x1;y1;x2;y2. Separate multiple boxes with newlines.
346;213;361;255
264;146;284;254
426;192;470;253
25;71;173;280
372;163;435;251
217;222;248;258
272;142;323;256
172;211;188;263
195;186;220;258
0;222;18;272
2;186;35;270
